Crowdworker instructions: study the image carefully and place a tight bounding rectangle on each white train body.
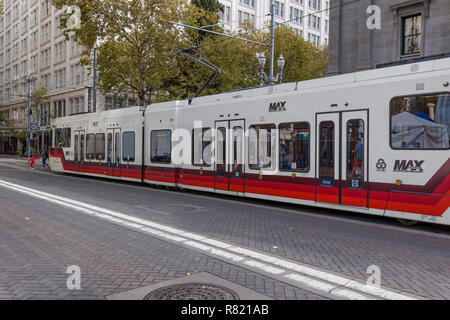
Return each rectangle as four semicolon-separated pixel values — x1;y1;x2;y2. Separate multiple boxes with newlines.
50;58;450;225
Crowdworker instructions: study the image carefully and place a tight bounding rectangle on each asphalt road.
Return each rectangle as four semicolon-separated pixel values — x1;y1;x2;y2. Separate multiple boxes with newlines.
0;158;449;300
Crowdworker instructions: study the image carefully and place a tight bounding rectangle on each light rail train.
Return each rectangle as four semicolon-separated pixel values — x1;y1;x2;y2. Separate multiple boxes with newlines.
49;57;450;225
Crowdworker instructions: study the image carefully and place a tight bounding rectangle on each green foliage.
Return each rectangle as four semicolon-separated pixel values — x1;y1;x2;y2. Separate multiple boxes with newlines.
192;0;222;13
51;0;328;104
170;25;329;99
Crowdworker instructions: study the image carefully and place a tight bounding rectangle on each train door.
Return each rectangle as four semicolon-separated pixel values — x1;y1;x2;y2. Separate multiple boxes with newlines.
214;120;245;193
106;128;121;178
315;111;368;208
74;130;85;172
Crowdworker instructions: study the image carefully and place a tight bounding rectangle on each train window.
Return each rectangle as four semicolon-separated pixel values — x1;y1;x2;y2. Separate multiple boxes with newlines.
115;133;121;164
232;126;243;179
80;134;84;161
346;120;364;189
95;133;105;160
107;133;113;164
74;135;79;162
123;132;135;162
319;121;335;187
54;128;71;148
86;134;96;160
192;128;212;167
151;130;171;164
248;124;276;170
279;122;310;172
216;127;227;177
390;93;449;149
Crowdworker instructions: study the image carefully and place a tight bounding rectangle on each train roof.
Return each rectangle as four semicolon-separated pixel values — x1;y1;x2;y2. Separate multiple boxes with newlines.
187;56;450;107
53;56;450;124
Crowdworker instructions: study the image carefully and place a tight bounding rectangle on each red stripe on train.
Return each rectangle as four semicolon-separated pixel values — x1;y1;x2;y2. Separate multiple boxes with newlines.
49;148;449;217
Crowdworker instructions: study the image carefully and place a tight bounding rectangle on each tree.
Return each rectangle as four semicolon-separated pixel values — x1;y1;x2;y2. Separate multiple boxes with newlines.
52;0;193;105
52;0;328;104
192;0;222;13
169;24;329;99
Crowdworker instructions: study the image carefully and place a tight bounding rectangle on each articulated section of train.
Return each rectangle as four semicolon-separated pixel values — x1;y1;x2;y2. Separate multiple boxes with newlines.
49;57;450;225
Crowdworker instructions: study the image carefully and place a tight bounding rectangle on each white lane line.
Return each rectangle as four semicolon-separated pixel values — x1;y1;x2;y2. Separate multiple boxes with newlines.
344;280;416;300
0;178;418;300
243;261;285;275
285;274;336;293
331;289;374;300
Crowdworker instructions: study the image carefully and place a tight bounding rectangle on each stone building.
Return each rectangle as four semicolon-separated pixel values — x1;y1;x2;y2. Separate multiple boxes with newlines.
219;0;330;46
327;0;450;75
0;0;110;154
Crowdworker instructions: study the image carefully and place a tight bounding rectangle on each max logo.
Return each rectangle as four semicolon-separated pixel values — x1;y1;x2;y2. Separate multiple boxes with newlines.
393;160;424;173
269;101;287;112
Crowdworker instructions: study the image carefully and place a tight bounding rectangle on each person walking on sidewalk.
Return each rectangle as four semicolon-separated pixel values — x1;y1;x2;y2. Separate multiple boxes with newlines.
27;155;36;169
42;149;49;168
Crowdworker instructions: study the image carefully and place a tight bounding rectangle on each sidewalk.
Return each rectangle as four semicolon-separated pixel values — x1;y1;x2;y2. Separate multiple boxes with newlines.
0;154;50;171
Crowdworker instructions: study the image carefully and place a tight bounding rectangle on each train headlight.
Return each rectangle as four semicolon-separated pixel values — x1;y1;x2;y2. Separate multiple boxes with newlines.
396;179;402;186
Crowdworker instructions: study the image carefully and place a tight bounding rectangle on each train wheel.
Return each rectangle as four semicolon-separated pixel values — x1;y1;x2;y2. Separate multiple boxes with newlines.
397;218;419;226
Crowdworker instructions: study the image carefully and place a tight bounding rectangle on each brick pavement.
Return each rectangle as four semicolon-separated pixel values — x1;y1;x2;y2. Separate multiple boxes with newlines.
0;160;449;299
0;186;324;300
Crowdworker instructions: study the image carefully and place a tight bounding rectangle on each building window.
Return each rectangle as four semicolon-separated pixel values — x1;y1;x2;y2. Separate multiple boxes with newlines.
273;1;284;18
390;93;450;150
402;14;421;56
104;97;114;110
151;130;171;164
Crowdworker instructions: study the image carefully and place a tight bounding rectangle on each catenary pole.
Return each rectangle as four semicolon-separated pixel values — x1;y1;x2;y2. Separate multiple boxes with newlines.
269;0;275;85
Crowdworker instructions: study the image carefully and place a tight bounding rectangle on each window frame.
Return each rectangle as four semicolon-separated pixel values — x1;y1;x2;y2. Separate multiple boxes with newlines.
401;13;422;56
278;121;311;173
150;130;172;164
389;92;450;151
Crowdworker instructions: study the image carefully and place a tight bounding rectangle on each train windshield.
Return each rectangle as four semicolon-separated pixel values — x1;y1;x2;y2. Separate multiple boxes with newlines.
391;93;450;149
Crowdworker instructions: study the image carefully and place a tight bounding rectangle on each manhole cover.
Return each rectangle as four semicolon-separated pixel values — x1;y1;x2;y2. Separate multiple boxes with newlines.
143;283;240;300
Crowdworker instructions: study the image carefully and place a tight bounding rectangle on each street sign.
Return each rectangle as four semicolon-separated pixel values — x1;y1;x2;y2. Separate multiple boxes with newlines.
30;123;38;132
40;126;47;131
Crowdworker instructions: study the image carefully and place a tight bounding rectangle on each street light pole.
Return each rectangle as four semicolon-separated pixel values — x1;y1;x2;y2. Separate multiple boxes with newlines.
269;0;275;85
257;53;285;86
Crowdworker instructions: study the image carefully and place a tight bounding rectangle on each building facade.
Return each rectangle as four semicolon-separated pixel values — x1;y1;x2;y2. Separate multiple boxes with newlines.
327;0;450;75
219;0;330;46
0;0;108;154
